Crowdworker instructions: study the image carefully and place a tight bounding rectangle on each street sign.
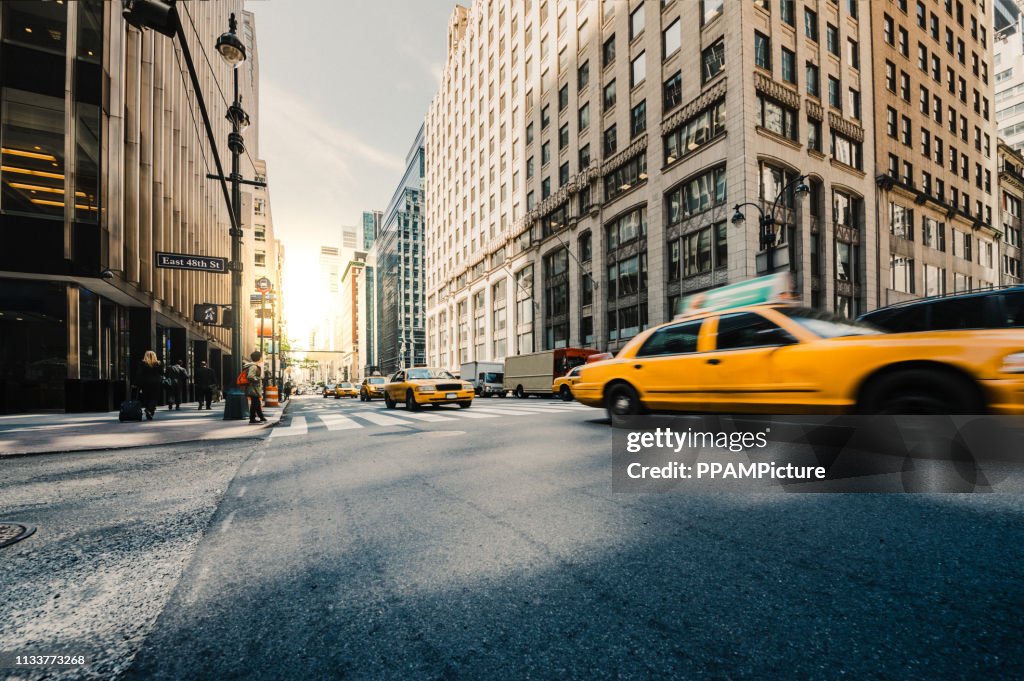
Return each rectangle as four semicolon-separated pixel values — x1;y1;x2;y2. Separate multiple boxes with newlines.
256;276;272;292
194;304;219;326
155;251;228;273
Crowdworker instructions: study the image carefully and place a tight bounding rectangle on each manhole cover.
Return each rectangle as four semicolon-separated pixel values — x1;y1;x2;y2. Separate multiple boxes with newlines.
0;523;36;548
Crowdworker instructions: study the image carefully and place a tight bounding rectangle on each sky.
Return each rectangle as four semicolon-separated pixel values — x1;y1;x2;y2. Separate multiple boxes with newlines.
249;0;456;345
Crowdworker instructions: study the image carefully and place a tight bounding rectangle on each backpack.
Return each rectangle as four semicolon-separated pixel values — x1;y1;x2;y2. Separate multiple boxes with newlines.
236;368;249;386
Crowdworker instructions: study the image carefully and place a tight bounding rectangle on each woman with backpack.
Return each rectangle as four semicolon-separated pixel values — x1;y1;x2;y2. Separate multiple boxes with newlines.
241;351;267;424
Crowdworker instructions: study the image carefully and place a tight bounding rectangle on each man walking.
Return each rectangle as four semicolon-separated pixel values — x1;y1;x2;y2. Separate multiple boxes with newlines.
194;360;217;410
243;351;267;424
166;359;188;411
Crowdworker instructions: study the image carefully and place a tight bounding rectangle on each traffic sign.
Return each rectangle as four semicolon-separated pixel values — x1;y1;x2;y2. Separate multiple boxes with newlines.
256;276;272;292
155;251;227;273
194;304;219;326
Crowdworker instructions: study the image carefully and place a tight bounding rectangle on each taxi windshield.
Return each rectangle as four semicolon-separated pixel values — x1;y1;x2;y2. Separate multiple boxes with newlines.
367;377;385;384
407;368;455;380
339;383;352;388
777;307;882;338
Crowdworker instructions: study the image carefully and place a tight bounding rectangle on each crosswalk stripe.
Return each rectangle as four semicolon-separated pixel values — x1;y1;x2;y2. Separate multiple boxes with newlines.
270;416;307;438
350;411;413;426
318;413;362;430
392;411;455;422
468;406;536;416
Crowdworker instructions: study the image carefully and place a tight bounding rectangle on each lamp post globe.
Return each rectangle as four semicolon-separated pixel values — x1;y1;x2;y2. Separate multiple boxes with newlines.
216;14;247;66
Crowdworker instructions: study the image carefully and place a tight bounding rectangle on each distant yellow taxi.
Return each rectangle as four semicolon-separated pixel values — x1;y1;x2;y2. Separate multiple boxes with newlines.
552;366;583;402
360;376;387;401
575;302;1024;417
334;382;358;399
384;368;475;410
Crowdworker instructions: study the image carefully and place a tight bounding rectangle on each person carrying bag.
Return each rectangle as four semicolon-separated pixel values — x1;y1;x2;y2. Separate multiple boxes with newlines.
241;351;266;424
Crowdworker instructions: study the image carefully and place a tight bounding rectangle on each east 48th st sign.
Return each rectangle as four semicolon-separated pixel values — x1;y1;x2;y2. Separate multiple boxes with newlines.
155;251;228;273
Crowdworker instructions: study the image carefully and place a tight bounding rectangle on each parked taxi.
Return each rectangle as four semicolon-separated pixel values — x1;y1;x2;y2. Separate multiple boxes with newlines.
360;376;387;401
552;366;583;402
384;368;475;410
334;382;358;399
574;274;1024;417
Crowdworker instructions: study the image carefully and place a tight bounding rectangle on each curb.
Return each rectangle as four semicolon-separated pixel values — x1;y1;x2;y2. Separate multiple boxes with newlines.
0;399;293;459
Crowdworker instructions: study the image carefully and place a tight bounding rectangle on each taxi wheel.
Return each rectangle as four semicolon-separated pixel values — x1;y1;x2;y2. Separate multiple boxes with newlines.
559;385;573;402
859;369;983;415
406;390;421;411
606;382;644;417
384;393;396;409
458;401;472;409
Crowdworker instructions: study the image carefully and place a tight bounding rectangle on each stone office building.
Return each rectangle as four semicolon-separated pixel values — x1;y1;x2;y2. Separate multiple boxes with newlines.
0;0;259;412
424;0;880;370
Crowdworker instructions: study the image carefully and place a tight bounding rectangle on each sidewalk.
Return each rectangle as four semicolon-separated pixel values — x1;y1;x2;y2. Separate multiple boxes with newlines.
0;399;290;457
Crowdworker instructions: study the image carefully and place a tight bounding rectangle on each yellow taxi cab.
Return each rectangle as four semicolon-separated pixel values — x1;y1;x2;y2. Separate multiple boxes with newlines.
334;382;358;399
552;366;583;402
360;376;387;401
574;274;1024;417
384;368;475;411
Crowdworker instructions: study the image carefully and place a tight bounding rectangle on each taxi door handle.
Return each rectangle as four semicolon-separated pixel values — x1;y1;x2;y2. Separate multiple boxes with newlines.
706;358;722;365
634;364;643;369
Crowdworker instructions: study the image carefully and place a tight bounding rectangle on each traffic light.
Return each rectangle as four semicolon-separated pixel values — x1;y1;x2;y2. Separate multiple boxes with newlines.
194;304;219;326
220;306;233;328
121;0;178;37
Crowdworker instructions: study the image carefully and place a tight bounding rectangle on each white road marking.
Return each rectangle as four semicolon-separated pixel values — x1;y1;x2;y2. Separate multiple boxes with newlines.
318;413;363;430
391;411;456;422
220;510;237;533
466;406;537;416
237;486;247;498
269;416;307;438
349;411;412;427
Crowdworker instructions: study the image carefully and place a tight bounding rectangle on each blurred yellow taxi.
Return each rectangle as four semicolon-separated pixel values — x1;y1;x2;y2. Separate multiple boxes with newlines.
334;382;358;399
575;275;1024;417
384;368;475;410
360;376;387;401
552;366;583;402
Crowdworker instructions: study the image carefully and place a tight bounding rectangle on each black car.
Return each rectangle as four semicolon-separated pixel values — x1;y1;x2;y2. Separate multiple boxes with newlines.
858;286;1024;332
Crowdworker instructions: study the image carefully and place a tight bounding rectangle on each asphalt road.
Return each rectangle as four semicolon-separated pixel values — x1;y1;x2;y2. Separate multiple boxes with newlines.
3;394;1024;680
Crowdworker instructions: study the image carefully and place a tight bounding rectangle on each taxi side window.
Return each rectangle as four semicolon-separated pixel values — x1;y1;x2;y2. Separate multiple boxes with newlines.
928;297;988;330
391;371;403;382
1002;292;1024;327
636;320;703;357
714;312;796;350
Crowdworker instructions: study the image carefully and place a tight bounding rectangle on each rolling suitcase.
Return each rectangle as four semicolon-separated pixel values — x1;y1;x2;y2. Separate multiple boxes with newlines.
119;388;144;422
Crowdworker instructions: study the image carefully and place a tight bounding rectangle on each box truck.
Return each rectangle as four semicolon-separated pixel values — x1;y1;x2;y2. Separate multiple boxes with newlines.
460;361;506;397
503;348;600;398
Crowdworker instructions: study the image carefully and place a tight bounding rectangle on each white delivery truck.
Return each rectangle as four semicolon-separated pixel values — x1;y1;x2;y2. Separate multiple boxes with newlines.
460;361;506;397
503;348;599;398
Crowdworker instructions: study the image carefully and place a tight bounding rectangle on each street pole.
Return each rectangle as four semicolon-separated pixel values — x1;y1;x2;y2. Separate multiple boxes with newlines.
224;38;249;420
271;292;277;386
260;289;266;357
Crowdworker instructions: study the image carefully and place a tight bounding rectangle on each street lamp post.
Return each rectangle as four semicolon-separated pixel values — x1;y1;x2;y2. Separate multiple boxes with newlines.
121;1;259;419
732;174;810;274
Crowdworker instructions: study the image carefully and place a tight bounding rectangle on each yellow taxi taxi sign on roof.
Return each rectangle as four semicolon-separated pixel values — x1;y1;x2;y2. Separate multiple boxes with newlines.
676;272;795;318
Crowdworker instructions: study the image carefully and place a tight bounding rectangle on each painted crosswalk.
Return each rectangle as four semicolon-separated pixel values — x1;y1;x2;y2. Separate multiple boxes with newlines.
270;398;596;437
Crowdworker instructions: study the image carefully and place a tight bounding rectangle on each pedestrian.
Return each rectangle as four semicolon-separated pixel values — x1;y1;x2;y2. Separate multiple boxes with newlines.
166;359;187;411
194;360;217;410
137;350;163;420
243;350;267;424
283;379;293;400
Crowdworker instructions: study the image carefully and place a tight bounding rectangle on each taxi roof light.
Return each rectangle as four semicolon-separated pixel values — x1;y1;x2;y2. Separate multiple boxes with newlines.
676;272;796;318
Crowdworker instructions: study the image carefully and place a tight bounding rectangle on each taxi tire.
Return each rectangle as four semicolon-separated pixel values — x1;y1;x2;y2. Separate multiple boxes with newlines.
384;393;396;409
606;382;645;417
458;401;472;409
560;386;573;402
858;369;983;415
406;390;421;411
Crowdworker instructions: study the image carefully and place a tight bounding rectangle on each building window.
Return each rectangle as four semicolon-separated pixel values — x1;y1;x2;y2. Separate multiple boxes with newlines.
806;62;820;97
670;221;728;279
630;51;646;87
629;2;645;39
781;48;796;84
630;100;646;138
559;162;570;186
665;165;727;224
828;76;841;109
603;125;617;157
603;80;616;111
578;60;590;90
890;203;914;240
541;104;551;129
804;8;819;41
781;0;795;25
559;123;569;150
891;256;915;293
254;250;266;267
700;0;724;25
663;98;726;164
663;71;682;112
754;32;771;70
558;84;569;111
579;143;591;168
830;131;863;169
603;154;646;201
663;18;681;58
0;89;67;219
579;102;590;130
701;40;725;84
605;205;648;251
542;141;551;165
757;94;798;140
603;35;616;67
808;118;822;152
826;24;839;56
